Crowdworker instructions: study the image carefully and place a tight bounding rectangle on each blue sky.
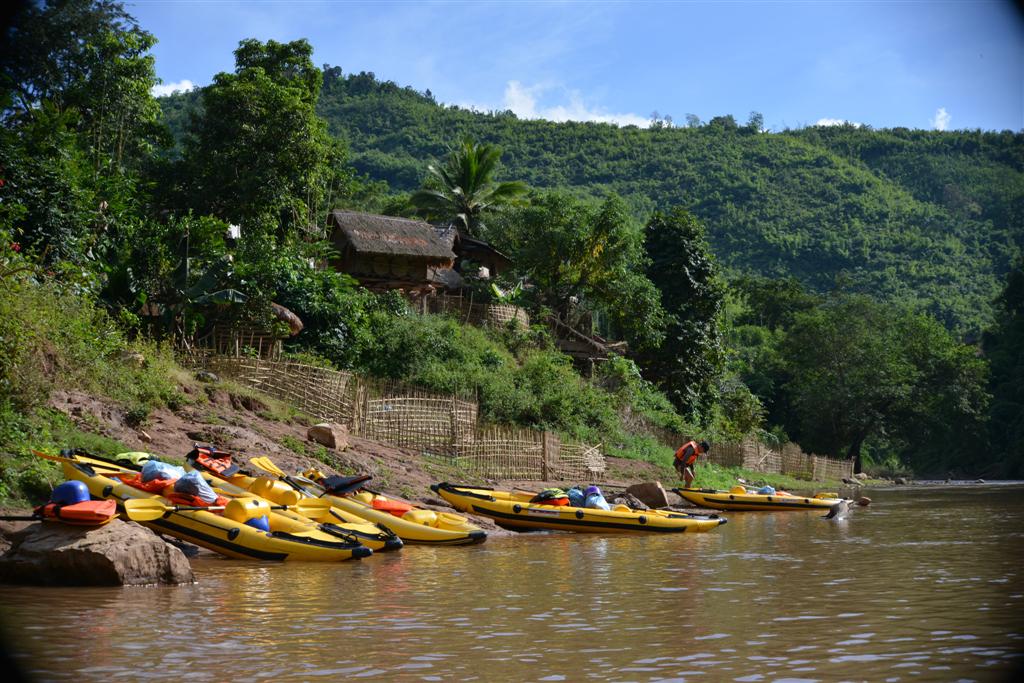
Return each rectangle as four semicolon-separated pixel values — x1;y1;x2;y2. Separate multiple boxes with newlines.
131;0;1023;132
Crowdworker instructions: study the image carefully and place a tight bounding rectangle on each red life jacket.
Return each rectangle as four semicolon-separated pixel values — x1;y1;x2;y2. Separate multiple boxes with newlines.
675;441;701;466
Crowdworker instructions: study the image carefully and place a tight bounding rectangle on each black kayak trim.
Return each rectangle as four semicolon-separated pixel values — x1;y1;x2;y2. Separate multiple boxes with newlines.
470;503;725;533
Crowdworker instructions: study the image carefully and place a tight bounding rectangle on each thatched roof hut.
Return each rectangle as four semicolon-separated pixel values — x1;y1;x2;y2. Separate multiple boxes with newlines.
327;210;456;294
435;225;513;279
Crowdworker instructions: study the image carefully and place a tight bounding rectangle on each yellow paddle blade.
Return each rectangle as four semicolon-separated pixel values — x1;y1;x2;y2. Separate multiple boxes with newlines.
123;498;201;521
250;456;287;478
122;496;333;522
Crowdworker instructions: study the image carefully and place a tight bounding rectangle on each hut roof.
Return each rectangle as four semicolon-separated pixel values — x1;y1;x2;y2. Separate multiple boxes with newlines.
329;210;455;260
435;225;512;268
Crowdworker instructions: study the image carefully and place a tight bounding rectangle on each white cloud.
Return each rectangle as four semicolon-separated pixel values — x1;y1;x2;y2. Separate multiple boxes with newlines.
151;79;195;97
815;117;862;127
931;107;951;131
502;80;649;128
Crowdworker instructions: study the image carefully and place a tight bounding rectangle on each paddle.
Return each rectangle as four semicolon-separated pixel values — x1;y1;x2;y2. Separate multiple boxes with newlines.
248;457;322;497
123;497;335;522
0;513;46;521
32;449;129;471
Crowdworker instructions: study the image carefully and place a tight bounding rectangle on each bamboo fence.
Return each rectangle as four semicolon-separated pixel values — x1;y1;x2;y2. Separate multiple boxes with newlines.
646;424;854;482
191;355;603;481
706;439;853;481
427;293;530;328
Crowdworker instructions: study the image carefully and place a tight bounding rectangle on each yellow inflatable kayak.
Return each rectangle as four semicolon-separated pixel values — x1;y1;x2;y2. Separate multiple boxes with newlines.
674;486;845;511
247;457;487;546
183;449;404;552
51;448;403;553
56;458;372;561
432;483;727;533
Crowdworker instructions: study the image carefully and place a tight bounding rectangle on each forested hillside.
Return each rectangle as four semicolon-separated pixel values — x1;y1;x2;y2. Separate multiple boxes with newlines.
251;69;1023;332
5;2;1019;484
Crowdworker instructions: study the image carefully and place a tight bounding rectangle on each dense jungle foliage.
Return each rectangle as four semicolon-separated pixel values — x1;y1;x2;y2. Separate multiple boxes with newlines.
2;1;1021;488
274;69;1022;334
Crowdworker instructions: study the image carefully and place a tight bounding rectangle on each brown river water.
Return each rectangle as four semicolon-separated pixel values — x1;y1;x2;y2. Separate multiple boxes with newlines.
2;483;1023;682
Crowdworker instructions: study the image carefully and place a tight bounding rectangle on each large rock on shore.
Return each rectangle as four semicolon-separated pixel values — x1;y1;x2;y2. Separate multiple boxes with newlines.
626;481;670;509
308;422;349;450
0;519;194;586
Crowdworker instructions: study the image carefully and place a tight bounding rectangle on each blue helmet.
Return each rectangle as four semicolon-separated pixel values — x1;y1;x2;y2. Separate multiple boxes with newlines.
51;480;90;505
584;485;602;497
245;515;270;532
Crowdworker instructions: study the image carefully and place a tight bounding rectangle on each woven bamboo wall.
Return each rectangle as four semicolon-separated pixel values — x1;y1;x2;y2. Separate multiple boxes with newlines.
204;356;356;423
428;294;530;328
198;325;284;360
192;354;604;481
656;430;852;482
454;425;545;479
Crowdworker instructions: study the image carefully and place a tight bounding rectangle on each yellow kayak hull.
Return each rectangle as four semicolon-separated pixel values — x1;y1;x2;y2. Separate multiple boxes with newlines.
61;461;371;561
220;471;484;546
674;488;844;511
432;483;726;533
61;451;402;552
189;469;404;552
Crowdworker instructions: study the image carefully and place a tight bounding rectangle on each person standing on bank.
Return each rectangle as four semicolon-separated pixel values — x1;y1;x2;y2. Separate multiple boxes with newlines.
674;440;711;489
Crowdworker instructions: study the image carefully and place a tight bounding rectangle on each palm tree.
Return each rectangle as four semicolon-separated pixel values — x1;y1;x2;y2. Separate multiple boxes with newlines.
410;138;527;238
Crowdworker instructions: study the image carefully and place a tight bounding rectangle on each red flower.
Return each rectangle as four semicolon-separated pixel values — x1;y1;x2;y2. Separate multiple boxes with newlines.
10;242;20;252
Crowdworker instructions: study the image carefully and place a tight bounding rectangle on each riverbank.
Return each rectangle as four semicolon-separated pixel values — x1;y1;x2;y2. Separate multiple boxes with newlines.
1;375;866;525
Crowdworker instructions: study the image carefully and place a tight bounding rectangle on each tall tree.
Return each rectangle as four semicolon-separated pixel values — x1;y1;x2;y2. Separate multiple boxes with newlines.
639;207;725;418
0;0;162;264
410;137;527;238
493;192;665;351
984;262;1024;476
782;295;988;474
181;39;350;242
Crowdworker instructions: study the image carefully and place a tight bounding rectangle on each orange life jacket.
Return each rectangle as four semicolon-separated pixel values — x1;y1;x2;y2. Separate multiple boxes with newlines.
189;445;238;477
117;472;177;493
164;491;229;508
371;498;415;518
675;441;701;466
33;500;118;526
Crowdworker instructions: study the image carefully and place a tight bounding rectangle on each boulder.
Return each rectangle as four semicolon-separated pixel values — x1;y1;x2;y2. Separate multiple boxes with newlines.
608;492;649;511
119;350;147;368
196;370;219;383
0;519;195;586
894;477;908;485
625;481;670;509
307;422;349;450
854;472;869;480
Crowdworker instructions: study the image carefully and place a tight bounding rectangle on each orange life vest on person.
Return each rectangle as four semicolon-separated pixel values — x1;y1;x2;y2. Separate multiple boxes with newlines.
675;441;701;466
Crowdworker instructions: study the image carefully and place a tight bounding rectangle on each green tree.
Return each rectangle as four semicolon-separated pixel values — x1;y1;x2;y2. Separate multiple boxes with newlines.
409;137;527;238
182;39;350;242
782;295;988;474
1;0;163;271
639;207;725;418
494;192;666;350
2;0;163;173
984;262;1024;476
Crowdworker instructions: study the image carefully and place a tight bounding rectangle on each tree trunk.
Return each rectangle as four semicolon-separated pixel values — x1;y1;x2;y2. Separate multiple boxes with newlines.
846;434;867;474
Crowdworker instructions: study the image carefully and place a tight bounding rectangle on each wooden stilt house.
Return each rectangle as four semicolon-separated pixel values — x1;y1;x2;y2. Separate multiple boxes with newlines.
327;210;456;296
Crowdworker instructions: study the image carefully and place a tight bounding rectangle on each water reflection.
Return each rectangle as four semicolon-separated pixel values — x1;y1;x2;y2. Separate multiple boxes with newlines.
2;484;1023;680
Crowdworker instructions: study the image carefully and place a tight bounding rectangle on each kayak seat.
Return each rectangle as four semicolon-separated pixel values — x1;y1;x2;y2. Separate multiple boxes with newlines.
322;474;372;496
